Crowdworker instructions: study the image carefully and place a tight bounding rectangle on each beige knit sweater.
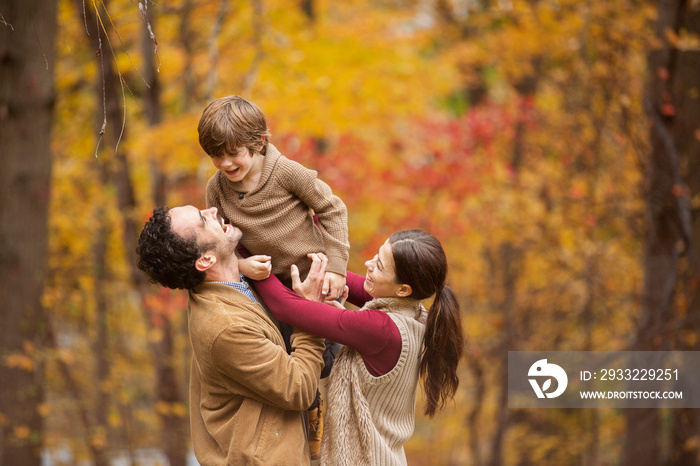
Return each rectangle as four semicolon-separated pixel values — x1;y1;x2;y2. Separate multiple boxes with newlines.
206;144;349;287
320;297;428;466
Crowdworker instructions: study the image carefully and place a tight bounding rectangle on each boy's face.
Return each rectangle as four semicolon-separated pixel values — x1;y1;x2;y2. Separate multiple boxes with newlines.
212;146;258;183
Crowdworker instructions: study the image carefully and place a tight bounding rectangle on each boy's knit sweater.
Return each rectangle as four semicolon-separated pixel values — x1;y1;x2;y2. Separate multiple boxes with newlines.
206;143;349;287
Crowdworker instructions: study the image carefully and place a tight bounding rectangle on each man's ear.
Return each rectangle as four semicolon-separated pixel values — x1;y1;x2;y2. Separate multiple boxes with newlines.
396;284;412;297
195;253;216;272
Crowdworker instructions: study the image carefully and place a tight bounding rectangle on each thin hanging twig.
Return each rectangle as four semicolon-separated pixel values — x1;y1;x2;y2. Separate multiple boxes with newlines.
86;0;130;155
0;13;14;30
138;0;161;72
82;0;90;36
30;6;49;70
97;0;150;89
95;11;106;157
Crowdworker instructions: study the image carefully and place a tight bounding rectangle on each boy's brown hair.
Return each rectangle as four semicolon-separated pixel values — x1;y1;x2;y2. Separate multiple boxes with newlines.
198;95;272;157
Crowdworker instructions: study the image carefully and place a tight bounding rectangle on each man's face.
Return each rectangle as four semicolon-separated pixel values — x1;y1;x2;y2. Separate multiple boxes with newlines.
169;206;242;257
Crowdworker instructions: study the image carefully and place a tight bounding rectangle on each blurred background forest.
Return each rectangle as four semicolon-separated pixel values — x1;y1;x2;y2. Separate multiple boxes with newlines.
2;0;700;464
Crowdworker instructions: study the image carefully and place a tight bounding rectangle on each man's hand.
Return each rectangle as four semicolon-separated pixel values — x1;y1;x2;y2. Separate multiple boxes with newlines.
323;271;346;301
290;253;328;302
239;255;272;281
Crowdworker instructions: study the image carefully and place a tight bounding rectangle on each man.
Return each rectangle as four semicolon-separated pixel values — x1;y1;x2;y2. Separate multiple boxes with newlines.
136;205;325;465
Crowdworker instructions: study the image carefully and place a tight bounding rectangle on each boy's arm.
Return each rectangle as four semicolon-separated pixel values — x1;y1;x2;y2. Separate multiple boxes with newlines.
278;159;349;276
304;177;349;276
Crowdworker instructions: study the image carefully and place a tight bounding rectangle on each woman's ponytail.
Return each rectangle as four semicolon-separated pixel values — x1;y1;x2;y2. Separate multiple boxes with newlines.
389;230;465;418
420;285;464;417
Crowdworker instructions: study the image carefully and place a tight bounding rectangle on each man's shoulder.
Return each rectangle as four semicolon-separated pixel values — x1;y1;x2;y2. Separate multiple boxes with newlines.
189;284;276;329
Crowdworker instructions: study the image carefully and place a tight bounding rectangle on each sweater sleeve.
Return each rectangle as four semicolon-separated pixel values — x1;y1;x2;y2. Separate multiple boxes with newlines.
277;158;349;276
253;274;402;376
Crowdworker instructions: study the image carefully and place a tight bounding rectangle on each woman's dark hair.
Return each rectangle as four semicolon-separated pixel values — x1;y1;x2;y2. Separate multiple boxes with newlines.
389;229;464;417
137;207;211;290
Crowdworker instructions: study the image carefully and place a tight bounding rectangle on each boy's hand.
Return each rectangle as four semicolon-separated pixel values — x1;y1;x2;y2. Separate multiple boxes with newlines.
323;271;346;301
291;253;328;302
239;255;272;281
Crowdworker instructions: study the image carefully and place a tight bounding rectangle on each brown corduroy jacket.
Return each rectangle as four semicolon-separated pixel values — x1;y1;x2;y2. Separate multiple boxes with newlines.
188;281;325;465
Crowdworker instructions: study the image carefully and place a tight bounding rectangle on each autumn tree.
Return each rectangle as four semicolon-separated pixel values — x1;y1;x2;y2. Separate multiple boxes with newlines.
0;0;57;464
623;1;700;464
35;0;693;463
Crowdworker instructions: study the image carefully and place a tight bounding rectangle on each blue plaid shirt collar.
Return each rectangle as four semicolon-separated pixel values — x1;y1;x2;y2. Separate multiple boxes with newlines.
211;274;259;305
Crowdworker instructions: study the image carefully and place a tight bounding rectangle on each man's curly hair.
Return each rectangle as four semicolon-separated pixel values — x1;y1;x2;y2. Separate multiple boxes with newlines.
137;207;209;290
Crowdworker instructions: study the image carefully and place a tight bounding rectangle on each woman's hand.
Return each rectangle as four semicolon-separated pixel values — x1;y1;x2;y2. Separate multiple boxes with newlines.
325;286;348;309
323;271;346;301
239;255;272;281
291;253;328;302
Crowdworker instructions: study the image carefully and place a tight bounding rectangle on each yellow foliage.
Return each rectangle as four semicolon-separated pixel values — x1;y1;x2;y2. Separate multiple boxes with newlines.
148;328;164;344
43;0;656;461
13;426;31;440
171;402;188;418
5;354;35;372
37;403;52;418
89;428;108;449
108;410;122;428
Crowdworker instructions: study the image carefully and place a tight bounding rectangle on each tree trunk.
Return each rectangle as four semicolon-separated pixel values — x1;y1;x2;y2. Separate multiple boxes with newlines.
0;0;56;464
624;0;700;464
666;1;700;465
486;242;521;466
141;9;190;465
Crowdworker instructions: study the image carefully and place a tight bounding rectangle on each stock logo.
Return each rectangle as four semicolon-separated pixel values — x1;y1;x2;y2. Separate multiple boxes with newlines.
528;359;568;398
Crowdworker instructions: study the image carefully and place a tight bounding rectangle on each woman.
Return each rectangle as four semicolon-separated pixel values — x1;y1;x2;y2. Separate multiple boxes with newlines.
254;229;464;466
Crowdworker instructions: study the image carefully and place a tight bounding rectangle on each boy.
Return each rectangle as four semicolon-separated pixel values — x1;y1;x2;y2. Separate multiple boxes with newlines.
198;95;349;459
199;95;349;299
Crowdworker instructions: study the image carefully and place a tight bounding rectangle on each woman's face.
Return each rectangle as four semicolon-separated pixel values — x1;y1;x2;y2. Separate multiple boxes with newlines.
363;239;403;298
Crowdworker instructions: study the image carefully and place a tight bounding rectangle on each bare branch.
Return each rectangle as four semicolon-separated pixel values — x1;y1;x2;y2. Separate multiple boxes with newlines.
138;0;161;72
97;0;150;89
32;12;49;70
0;12;14;30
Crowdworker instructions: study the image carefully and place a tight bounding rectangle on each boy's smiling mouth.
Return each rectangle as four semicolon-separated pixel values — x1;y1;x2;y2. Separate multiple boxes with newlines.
223;168;241;179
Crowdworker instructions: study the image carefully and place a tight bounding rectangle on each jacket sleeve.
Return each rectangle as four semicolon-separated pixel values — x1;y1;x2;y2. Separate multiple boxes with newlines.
210;311;325;411
278;158;350;276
